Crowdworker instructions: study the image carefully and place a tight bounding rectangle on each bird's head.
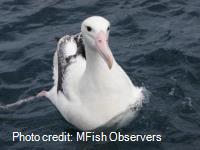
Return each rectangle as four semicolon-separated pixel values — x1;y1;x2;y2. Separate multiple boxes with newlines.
81;16;113;69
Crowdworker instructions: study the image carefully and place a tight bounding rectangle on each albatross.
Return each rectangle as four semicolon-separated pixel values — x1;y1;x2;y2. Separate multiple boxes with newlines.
37;16;146;130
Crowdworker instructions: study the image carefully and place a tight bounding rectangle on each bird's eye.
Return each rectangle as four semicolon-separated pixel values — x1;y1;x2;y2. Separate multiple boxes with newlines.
86;26;92;32
107;26;110;31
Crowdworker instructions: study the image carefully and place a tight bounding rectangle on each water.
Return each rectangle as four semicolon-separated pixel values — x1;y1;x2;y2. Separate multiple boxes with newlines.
0;0;200;149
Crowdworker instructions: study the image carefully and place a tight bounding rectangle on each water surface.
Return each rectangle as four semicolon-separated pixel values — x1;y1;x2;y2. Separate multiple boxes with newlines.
0;0;200;149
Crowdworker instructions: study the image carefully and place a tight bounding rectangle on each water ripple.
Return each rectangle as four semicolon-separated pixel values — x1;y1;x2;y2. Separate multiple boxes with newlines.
0;0;200;149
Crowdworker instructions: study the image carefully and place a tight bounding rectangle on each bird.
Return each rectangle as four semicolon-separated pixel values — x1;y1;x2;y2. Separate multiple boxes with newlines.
37;16;146;131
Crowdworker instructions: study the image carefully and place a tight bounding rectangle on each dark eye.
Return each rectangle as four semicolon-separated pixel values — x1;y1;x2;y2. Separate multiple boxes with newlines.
107;26;110;31
86;26;92;32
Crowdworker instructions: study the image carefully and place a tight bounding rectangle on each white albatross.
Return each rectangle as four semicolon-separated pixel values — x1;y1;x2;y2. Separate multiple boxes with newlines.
37;16;146;131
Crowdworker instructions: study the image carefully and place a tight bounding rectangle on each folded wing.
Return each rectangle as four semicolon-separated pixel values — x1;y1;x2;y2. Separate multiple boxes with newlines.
53;33;86;94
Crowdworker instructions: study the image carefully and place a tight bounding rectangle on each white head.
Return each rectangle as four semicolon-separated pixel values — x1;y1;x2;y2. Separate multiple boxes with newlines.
81;16;113;69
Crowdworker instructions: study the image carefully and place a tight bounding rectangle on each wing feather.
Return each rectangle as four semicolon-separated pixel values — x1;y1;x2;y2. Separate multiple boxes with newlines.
56;33;85;93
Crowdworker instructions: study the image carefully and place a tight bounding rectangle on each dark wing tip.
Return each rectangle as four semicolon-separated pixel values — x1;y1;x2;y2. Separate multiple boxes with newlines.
74;33;86;58
55;36;61;42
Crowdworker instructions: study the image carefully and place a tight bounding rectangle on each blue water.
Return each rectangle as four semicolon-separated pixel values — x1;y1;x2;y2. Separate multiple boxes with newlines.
0;0;200;149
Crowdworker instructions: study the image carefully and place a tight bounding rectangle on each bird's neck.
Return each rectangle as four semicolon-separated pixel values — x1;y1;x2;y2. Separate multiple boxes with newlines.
80;44;118;95
84;45;113;78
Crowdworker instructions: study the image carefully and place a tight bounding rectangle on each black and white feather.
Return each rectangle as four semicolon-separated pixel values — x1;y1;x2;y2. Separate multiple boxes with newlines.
53;33;85;93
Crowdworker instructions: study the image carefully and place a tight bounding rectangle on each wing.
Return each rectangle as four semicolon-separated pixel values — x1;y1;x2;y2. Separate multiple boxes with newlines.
74;33;85;58
55;33;85;93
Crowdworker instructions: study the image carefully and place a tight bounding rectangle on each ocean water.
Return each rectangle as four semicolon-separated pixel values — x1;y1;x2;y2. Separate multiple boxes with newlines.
0;0;200;149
